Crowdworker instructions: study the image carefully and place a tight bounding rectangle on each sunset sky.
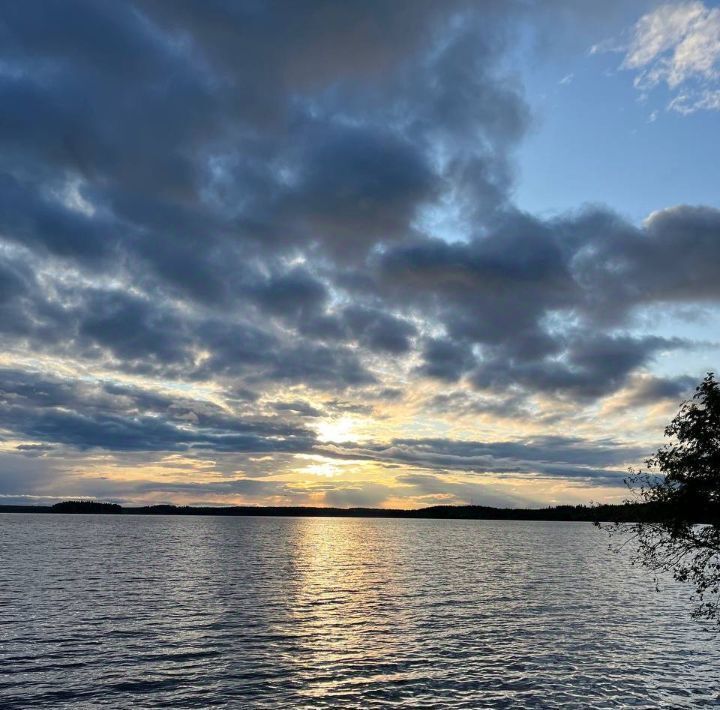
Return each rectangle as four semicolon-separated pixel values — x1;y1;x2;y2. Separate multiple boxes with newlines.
1;0;719;508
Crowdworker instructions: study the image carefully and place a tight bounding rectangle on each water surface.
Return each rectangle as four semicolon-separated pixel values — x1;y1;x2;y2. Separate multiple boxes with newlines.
1;514;718;708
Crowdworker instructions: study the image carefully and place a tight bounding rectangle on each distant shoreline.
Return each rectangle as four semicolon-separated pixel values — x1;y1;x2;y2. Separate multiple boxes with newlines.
0;500;687;523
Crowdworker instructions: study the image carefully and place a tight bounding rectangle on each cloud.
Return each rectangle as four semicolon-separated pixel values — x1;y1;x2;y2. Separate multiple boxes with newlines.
270;400;324;418
324;482;393;508
608;373;696;408
0;1;717;506
0;0;530;377
418;338;477;382
366;205;714;397
427;390;531;420
0;368;316;453
606;1;720;113
668;87;720;112
339;306;417;355
0;451;63;496
323;435;639;486
470;333;685;400
395;473;533;507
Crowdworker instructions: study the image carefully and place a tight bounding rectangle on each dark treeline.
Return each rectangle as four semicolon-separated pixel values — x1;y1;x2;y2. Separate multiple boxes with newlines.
52;501;123;514
0;500;711;523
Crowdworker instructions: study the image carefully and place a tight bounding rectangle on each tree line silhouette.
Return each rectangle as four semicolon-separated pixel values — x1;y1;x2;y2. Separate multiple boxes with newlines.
0;499;710;523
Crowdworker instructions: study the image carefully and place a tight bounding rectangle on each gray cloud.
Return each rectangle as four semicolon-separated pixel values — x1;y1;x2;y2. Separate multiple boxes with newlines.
0;1;717;504
427;390;532;420
616;374;697;408
396;473;532;507
322;435;639;487
418;338;477;382
324;483;394;508
469;333;686;400
371;206;712;396
0;368;315;453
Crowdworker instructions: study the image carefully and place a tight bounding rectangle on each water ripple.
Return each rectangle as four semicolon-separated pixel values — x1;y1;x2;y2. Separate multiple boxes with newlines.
1;514;719;708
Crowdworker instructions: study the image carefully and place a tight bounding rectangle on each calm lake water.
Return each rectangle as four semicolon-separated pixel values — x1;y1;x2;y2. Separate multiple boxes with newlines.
1;514;718;708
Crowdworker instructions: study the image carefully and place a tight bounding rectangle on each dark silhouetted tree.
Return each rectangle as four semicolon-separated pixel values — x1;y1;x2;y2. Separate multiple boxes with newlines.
52;500;122;514
604;373;720;624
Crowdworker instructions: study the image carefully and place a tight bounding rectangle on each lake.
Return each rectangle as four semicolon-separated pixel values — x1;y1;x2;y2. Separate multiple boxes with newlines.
1;514;718;708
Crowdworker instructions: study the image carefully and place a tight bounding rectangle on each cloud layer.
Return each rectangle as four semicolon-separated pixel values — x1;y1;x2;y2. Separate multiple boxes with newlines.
0;1;717;506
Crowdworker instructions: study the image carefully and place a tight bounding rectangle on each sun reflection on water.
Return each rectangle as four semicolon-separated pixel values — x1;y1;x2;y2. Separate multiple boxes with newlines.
286;518;408;698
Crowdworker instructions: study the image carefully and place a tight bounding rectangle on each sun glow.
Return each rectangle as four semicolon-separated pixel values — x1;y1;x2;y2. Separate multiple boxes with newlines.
295;454;366;479
316;416;357;443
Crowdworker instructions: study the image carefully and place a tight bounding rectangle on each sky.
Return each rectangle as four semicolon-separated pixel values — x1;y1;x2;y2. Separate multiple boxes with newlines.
0;0;719;509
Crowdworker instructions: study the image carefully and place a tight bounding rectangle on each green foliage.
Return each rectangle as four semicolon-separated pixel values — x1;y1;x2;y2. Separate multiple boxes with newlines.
606;373;720;625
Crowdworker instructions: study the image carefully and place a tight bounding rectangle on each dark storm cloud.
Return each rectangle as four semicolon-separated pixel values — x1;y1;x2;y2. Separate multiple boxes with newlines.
0;2;542;380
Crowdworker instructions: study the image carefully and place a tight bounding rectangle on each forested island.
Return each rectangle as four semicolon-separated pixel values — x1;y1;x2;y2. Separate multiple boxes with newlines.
0;499;711;523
